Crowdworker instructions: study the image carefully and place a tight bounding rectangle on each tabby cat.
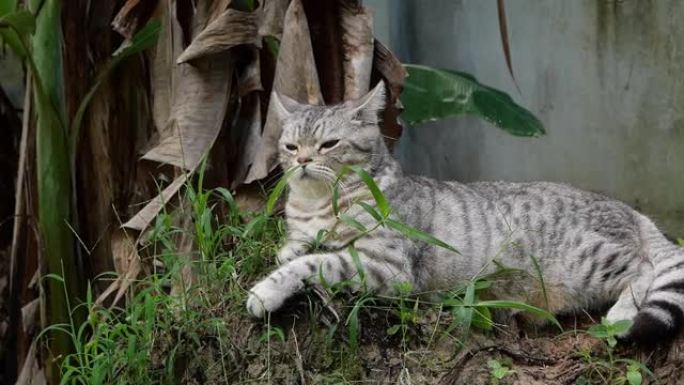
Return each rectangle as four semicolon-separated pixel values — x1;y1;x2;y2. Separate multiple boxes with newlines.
246;81;684;344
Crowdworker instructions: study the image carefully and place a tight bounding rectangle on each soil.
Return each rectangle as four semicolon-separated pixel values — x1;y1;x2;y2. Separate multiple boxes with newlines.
183;291;684;385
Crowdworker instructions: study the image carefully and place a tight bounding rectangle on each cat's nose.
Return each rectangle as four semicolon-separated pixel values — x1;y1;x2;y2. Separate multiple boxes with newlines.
296;156;312;165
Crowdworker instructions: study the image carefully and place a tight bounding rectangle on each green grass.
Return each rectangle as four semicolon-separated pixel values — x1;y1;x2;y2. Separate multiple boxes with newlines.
40;168;653;384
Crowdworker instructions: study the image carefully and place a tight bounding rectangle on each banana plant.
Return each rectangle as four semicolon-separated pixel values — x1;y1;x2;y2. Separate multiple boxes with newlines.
0;1;158;380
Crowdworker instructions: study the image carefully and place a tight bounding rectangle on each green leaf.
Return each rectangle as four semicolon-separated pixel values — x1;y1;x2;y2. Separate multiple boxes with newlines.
345;296;374;353
0;15;27;57
472;306;493;331
626;366;642;385
33;0;83;371
346;165;390;217
332;183;340;215
339;213;367;233
0;0;17;16
266;167;299;216
214;187;237;213
386;324;401;336
0;10;35;36
453;281;475;334
608;319;632;335
587;324;609;339
356;201;383;222
264;35;280;57
401;64;545;137
487;359;502;370
242;215;266;237
259;326;285;343
493;367;510;379
112;20;161;59
385;218;460;254
348;245;366;290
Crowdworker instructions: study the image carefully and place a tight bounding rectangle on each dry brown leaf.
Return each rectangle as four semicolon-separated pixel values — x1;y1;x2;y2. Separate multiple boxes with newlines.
340;1;374;99
28;268;39;289
238;47;262;96
372;40;406;109
259;0;290;39
130;1;235;235
190;0;233;37
244;0;323;183
231;94;262;187
142;53;233;170
21;298;39;333
122;173;188;231
372;40;407;148
112;0;158;39
95;230;142;307
15;342;46;385
177;8;261;63
149;0;183;134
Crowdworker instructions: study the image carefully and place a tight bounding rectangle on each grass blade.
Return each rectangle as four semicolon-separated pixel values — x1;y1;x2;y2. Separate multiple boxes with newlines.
474;300;561;329
266;167;299;216
386;218;460;254
345;165;389;217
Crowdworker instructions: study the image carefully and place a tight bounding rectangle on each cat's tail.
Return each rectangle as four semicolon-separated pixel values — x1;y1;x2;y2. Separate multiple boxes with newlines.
624;217;684;345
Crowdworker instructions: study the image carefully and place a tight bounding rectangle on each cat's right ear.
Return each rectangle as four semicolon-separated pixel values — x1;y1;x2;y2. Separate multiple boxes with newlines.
270;91;300;121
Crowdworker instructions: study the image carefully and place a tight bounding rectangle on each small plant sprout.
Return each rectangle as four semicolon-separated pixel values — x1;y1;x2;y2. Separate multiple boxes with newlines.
580;318;654;385
487;359;514;385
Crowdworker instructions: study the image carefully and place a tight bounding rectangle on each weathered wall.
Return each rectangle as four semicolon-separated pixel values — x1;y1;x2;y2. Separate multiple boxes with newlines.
365;0;684;235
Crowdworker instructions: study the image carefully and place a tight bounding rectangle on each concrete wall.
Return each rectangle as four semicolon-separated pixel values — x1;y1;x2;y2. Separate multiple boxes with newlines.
365;0;684;235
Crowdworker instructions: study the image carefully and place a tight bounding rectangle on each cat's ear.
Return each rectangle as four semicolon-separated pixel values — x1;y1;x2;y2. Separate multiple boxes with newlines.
270;91;301;121
348;80;386;124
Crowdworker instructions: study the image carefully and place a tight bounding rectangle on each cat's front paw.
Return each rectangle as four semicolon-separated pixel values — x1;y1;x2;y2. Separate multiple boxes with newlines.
246;280;288;318
277;247;301;264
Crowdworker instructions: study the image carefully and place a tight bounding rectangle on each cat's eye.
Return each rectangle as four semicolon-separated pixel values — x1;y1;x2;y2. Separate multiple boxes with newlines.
285;144;298;152
319;139;340;150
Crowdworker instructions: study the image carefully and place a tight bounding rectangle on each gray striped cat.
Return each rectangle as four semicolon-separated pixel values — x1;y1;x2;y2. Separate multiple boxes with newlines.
246;81;684;344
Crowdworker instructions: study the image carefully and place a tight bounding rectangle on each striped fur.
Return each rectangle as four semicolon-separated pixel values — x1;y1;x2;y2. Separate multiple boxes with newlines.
246;82;684;344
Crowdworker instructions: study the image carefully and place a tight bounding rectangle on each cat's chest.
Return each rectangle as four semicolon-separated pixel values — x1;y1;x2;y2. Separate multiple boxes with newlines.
285;200;364;247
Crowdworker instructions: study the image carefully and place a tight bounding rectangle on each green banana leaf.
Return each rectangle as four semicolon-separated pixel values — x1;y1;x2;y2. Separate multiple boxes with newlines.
401;64;545;137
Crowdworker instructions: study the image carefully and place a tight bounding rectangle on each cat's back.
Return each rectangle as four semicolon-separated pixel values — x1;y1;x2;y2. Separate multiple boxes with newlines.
466;180;605;203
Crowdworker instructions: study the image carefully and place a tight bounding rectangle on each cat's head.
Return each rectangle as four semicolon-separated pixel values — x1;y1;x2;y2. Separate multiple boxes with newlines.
271;81;386;192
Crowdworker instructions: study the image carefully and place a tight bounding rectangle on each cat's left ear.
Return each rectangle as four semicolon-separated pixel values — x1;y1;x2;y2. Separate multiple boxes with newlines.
348;80;386;124
270;91;302;121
